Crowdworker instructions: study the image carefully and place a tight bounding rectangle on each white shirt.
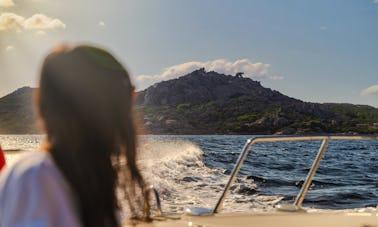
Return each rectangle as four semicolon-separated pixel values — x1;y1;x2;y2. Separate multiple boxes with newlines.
0;151;82;227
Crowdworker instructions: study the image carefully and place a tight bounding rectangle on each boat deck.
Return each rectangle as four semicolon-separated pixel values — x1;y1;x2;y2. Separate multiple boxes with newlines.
126;212;378;227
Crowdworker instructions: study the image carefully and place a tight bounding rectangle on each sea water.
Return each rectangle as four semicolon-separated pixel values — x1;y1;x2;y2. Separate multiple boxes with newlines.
1;135;377;214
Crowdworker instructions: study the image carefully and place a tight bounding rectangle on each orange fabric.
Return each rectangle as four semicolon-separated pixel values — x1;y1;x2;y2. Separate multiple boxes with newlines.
0;146;5;171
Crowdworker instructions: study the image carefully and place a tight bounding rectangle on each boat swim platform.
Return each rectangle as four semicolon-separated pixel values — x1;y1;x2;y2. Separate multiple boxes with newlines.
126;211;378;227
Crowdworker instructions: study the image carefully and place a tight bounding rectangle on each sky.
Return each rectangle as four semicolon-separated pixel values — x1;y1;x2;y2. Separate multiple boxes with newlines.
0;0;378;107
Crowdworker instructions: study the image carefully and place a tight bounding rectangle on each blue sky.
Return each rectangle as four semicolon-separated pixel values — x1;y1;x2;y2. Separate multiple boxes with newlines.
1;0;378;107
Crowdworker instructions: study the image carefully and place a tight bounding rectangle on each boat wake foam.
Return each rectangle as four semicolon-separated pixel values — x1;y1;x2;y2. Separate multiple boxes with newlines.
139;139;283;213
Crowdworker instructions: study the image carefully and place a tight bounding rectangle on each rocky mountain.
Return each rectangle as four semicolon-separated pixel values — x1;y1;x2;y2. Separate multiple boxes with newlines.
137;68;289;106
136;69;378;134
0;87;41;134
1;69;378;134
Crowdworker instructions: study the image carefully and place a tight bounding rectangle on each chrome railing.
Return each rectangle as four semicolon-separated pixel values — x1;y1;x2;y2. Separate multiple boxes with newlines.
2;149;22;152
211;135;378;214
148;185;163;216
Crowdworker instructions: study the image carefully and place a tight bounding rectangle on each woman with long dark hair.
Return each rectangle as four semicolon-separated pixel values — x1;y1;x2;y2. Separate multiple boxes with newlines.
0;44;150;226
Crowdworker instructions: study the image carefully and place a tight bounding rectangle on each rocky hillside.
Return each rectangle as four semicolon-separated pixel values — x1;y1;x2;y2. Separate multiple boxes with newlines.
137;68;292;106
1;69;378;134
136;69;378;134
0;87;41;134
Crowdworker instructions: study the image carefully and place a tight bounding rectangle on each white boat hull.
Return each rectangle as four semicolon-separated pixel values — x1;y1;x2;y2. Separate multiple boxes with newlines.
127;212;378;227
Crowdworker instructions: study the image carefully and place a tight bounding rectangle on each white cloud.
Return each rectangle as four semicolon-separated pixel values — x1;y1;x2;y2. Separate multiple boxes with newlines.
269;75;285;80
136;59;283;88
5;45;14;51
0;0;15;7
361;85;378;96
98;21;105;28
320;26;327;30
374;0;378;3
0;13;66;31
23;14;66;30
0;13;25;31
35;30;47;36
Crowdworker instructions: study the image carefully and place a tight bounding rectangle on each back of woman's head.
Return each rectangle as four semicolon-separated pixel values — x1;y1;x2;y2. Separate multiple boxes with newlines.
37;44;150;226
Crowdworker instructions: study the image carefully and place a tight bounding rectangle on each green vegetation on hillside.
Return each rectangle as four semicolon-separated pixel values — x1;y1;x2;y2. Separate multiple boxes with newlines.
137;98;378;134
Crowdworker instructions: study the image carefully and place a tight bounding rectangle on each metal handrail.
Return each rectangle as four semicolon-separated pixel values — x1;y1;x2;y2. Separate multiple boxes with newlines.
213;135;378;213
148;185;163;216
2;149;22;152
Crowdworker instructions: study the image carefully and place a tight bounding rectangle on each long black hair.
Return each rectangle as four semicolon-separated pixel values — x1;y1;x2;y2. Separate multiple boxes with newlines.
36;44;150;226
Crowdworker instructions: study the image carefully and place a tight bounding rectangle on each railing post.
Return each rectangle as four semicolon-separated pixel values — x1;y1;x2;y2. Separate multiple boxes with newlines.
195;135;376;215
213;139;255;213
148;185;162;216
293;138;329;209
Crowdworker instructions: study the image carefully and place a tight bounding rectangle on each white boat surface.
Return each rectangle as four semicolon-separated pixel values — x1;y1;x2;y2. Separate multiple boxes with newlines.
127;211;378;227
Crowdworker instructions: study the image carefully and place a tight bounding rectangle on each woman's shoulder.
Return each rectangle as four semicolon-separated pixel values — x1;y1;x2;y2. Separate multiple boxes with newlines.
0;152;83;226
2;151;54;176
0;151;60;191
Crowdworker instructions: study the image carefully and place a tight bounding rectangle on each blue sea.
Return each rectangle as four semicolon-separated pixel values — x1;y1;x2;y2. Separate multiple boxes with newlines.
1;135;377;214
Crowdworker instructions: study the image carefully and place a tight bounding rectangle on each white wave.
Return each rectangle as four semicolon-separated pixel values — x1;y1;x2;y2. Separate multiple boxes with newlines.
138;139;282;214
0;135;43;151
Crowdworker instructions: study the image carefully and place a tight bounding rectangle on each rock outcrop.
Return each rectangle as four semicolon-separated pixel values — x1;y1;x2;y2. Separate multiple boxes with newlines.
136;69;378;134
137;68;291;107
